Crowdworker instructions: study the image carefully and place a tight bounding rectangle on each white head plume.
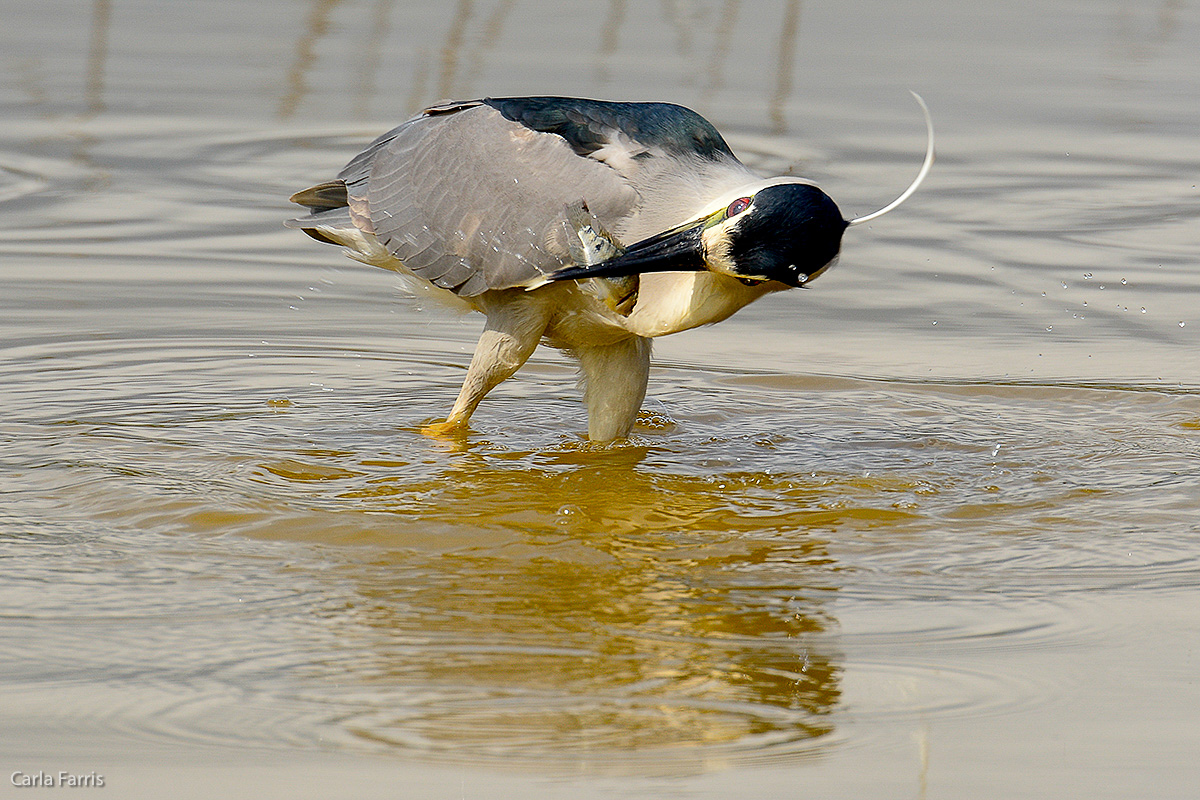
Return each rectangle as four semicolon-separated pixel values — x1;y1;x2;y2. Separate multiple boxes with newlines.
846;91;935;226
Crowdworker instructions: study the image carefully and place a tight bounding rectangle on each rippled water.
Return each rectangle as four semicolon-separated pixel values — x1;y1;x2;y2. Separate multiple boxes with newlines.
3;1;1199;798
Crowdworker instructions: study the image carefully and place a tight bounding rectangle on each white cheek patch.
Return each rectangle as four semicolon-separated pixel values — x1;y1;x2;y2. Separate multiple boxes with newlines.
699;225;736;275
699;211;766;277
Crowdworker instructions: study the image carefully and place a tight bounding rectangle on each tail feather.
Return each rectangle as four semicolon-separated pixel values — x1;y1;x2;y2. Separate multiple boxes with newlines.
284;204;357;246
289;180;349;211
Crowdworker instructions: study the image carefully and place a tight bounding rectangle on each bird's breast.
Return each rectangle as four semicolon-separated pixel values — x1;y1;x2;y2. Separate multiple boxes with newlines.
623;272;783;338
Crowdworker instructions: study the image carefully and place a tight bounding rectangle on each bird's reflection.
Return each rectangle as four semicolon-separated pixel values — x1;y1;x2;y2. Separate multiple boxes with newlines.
261;447;844;762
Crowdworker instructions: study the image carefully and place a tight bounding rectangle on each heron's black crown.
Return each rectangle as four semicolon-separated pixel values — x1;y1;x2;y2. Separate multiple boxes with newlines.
728;184;848;286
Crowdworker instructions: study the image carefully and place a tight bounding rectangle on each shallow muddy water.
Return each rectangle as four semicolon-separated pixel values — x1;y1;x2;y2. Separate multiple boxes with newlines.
2;1;1199;798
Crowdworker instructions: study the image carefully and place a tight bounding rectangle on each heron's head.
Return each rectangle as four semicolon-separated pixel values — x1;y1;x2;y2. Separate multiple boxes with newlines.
547;179;849;289
700;182;847;287
544;92;934;292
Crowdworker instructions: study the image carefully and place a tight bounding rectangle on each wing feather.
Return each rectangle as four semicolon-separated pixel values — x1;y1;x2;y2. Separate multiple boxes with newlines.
355;104;638;295
294;97;757;296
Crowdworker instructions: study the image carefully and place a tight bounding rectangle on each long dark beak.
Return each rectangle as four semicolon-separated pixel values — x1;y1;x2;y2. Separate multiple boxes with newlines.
547;220;707;282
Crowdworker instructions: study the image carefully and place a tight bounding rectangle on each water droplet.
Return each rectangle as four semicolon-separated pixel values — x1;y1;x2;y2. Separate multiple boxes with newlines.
1060;281;1067;289
1099;284;1105;290
1180;321;1187;328
1121;278;1128;285
1140;307;1146;313
1046;326;1053;332
1083;272;1093;279
1082;301;1088;307
932;320;938;325
556;505;582;525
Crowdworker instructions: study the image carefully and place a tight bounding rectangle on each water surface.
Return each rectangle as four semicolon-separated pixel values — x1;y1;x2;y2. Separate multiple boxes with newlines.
2;1;1199;798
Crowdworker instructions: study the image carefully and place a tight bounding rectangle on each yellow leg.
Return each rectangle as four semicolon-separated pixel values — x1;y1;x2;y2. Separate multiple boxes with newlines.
421;294;549;437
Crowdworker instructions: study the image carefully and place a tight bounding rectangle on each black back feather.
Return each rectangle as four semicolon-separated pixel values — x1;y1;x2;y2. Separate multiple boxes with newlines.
482;96;735;161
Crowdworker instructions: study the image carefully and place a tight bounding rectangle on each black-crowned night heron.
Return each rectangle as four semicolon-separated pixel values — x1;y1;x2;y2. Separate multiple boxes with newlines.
287;94;933;441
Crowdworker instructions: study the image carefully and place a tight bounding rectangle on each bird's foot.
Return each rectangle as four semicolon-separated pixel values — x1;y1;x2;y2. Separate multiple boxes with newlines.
420;417;468;439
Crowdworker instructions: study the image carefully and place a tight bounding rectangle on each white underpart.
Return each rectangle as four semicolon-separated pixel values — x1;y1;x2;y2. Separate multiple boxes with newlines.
313;221;476;313
625;272;783;338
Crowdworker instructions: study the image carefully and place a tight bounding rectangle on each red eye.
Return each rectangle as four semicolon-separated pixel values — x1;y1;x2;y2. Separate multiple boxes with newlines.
726;196;752;217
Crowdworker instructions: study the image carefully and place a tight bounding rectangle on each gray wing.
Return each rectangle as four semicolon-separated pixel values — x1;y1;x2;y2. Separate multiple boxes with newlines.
342;102;640;296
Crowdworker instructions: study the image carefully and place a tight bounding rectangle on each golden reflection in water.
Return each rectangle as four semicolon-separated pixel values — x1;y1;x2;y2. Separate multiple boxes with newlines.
1108;1;1182;65
461;0;518;90
406;48;433;115
352;0;396;118
278;0;344;120
56;0;112;188
660;0;695;66
438;0;474;102
85;0;110;117
594;0;628;86
699;0;741;106
274;0;813;125
250;446;852;757
768;0;801;137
